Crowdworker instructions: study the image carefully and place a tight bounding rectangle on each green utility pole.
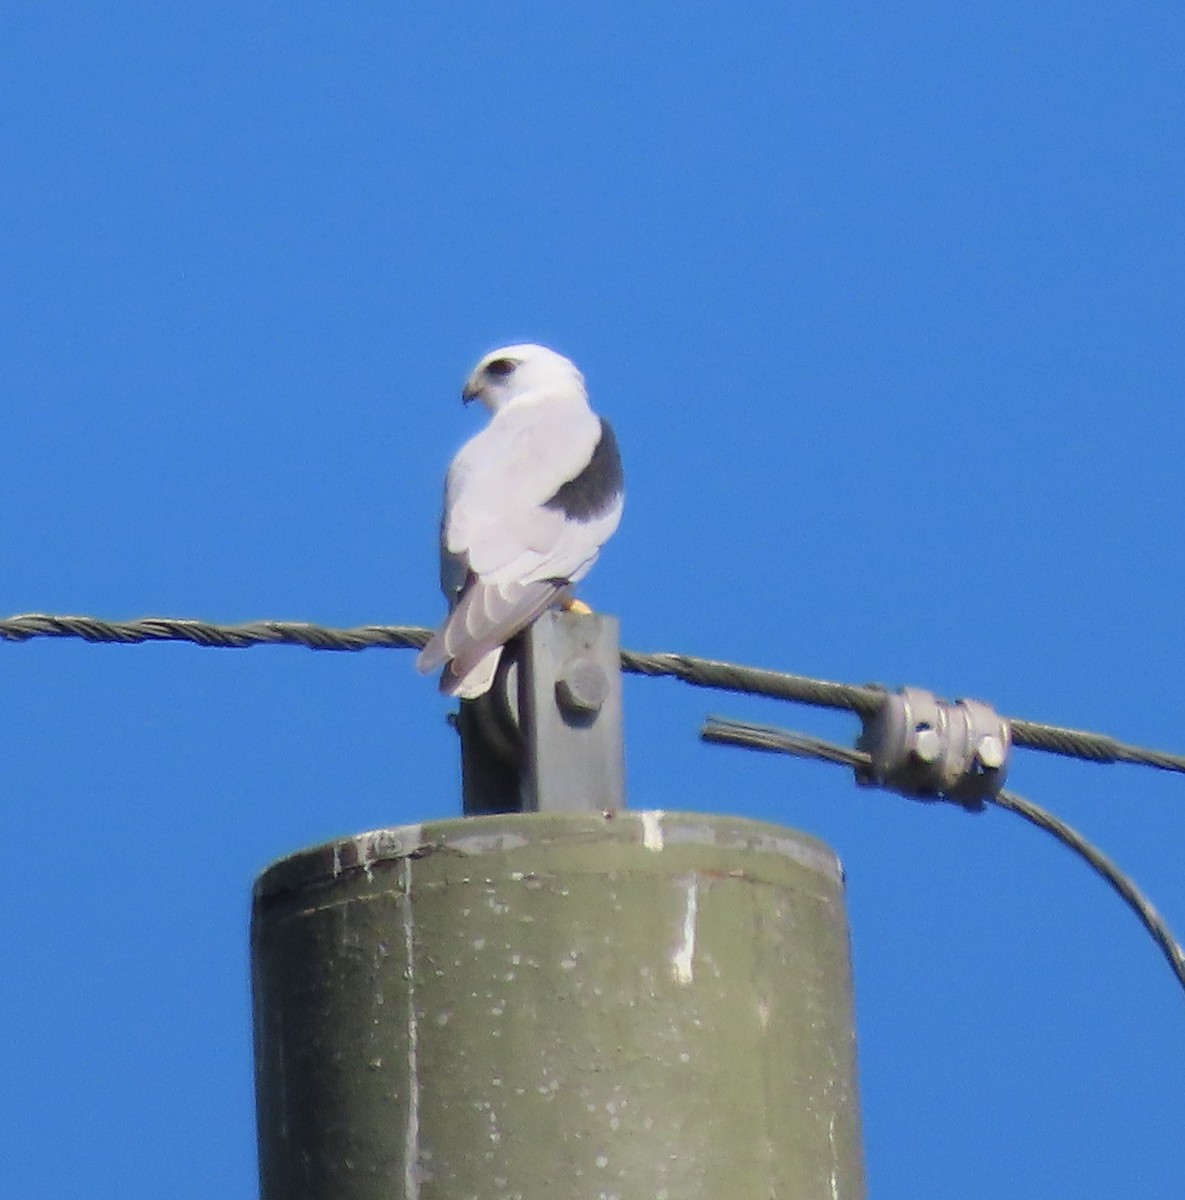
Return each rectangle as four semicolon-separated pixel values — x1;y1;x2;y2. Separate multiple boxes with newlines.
251;615;866;1199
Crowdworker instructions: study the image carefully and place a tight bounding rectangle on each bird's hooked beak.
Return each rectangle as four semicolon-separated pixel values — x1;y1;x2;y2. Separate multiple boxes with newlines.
461;378;482;405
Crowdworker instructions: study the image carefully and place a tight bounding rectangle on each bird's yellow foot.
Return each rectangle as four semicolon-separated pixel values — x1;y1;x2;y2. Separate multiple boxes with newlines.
562;598;594;615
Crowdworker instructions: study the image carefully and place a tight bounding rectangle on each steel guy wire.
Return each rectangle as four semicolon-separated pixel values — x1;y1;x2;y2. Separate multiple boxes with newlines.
701;714;1185;999
2;611;1185;775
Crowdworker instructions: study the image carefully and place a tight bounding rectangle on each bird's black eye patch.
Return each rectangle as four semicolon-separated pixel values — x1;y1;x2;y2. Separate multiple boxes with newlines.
485;357;517;379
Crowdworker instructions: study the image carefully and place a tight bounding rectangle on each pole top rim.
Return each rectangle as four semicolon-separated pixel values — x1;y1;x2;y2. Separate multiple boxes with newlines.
253;810;844;908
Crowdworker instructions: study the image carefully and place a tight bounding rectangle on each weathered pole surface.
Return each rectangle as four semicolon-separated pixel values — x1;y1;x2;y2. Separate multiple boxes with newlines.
252;810;866;1199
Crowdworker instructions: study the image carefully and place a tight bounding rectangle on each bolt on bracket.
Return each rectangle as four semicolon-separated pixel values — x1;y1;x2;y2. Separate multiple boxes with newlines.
458;610;625;816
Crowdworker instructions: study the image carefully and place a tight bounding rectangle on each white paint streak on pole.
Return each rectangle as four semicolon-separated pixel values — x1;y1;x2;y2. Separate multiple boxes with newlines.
672;876;698;985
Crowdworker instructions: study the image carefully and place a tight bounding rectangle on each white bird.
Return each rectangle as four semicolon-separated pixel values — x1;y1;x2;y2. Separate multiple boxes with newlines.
417;344;624;698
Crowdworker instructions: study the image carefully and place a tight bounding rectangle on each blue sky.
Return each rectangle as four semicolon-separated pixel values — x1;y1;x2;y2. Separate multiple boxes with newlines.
2;3;1183;1196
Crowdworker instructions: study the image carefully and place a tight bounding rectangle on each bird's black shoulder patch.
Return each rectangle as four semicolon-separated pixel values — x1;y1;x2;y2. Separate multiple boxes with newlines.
543;418;624;522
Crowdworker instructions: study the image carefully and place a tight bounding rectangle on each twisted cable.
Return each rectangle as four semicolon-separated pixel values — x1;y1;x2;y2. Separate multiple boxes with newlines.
3;612;1184;774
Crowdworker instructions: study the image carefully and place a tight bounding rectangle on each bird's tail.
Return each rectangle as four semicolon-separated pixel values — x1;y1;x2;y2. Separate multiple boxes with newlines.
417;577;567;698
439;646;504;699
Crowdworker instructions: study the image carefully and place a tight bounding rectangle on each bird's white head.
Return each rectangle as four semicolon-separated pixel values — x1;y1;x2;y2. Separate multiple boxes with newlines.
461;343;585;413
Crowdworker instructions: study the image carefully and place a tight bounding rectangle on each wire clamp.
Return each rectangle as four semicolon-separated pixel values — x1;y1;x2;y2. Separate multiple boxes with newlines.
856;687;1010;807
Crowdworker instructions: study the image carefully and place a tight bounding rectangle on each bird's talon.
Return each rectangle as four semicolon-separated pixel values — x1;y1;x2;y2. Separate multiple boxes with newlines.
563;599;594;616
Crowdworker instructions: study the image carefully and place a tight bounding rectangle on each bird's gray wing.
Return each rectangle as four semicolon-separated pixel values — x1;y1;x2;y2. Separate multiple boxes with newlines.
443;396;602;582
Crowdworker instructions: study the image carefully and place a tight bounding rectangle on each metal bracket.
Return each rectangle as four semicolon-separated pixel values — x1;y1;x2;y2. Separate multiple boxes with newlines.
855;686;1010;808
458;610;626;815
